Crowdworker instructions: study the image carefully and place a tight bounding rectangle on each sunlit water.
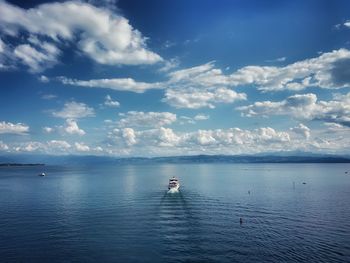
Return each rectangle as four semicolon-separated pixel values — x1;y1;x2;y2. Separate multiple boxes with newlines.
0;163;350;262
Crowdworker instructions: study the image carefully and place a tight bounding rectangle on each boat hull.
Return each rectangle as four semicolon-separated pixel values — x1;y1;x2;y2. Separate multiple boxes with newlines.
168;184;180;191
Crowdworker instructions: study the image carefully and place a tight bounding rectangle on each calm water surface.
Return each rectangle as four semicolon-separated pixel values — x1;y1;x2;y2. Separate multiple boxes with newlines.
0;163;350;262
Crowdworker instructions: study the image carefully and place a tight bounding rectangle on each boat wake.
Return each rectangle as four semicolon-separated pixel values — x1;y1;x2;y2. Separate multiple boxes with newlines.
167;188;179;194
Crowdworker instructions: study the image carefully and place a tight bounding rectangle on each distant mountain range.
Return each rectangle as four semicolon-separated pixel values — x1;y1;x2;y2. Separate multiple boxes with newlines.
0;152;350;165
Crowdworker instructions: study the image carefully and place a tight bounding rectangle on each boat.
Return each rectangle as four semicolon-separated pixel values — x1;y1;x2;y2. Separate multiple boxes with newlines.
38;172;46;177
168;176;180;191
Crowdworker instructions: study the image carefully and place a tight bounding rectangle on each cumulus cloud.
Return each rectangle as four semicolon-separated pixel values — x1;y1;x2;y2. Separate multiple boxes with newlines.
11;140;72;153
0;0;161;72
237;92;350;127
163;62;246;108
108;126;292;155
117;111;177;128
158;57;180;72
179;116;196;125
56;48;350;109
163;87;246;109
0;141;9;151
166;49;350;93
64;119;85;136
290;123;311;139
229;49;350;91
324;122;350;132
58;77;163;93
0;37;15;70
47;140;71;150
194;114;210;121
122;128;137;146
0;121;29;135
52;101;95;119
13;42;60;72
6;139;98;154
75;142;90;152
14;141;44;152
104;95;120;107
43;127;54;133
58;61;246;108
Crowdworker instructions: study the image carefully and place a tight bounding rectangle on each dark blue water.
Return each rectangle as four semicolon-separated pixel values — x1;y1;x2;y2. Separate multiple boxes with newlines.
0;163;350;262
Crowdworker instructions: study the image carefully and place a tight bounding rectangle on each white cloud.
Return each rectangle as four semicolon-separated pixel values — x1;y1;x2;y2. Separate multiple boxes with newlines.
58;77;163;93
290;123;311;139
58;61;247;108
179;116;196;125
104;95;120;107
344;20;350;28
157;127;181;147
158;57;180;72
41;94;57;100
64;119;85;136
168;62;227;86
194;114;210;121
166;49;350;93
163;87;246;109
14;141;44;152
0;141;9;151
324;122;350;132
122;128;137;146
179;114;210;125
265;57;287;63
39;75;50;83
55;48;350;110
75;142;90;152
117;111;177;128
47;140;71;150
0;121;29;135
0;1;162;70
163;88;246;109
94;146;104;152
4;124;350;155
52;101;95;119
13;42;60;72
108;126;293;155
163;62;247;108
237;92;350;126
228;49;350;91
43;127;54;133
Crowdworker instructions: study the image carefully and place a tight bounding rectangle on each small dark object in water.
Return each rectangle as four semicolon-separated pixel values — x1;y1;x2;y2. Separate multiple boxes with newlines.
248;190;250;195
240;218;243;224
345;171;348;174
302;182;306;184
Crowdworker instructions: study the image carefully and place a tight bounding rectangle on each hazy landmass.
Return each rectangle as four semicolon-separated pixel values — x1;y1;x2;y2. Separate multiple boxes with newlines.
0;152;349;166
0;163;45;167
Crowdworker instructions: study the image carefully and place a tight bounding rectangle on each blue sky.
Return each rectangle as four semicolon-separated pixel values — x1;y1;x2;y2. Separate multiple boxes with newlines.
0;0;350;156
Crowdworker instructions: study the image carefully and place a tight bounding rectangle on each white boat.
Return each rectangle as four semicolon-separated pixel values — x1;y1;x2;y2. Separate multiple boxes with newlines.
168;176;180;191
38;172;46;177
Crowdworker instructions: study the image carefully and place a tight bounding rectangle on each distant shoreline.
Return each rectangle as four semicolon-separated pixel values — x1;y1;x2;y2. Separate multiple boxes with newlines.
0;163;45;167
1;154;350;165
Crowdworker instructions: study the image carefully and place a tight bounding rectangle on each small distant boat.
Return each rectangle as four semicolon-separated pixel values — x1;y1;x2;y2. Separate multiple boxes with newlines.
38;172;46;177
168;176;180;191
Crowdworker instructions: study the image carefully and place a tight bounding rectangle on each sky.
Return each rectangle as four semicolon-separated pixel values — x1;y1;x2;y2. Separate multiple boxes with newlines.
0;0;350;157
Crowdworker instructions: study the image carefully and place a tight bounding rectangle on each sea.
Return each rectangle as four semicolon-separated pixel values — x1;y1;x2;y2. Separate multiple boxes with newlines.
0;163;349;262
